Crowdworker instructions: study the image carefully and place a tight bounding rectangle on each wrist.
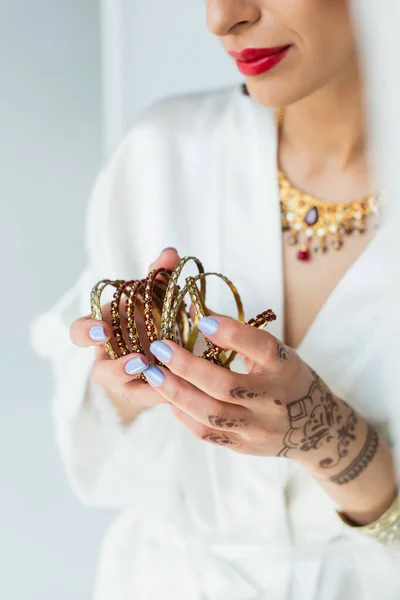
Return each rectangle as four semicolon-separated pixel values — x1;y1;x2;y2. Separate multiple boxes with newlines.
308;415;372;479
296;396;373;480
315;431;398;526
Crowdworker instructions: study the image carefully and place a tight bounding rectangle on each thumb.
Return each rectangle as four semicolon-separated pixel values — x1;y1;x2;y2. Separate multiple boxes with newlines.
149;247;181;273
197;314;278;368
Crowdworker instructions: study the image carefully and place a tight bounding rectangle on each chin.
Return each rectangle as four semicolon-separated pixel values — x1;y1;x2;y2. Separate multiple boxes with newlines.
245;75;321;109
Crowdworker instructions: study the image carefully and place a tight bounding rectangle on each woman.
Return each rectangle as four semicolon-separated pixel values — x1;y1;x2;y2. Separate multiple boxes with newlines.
31;1;400;598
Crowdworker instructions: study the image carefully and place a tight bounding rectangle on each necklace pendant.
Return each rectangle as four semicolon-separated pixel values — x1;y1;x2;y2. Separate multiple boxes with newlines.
297;244;311;262
332;230;343;250
304;206;319;226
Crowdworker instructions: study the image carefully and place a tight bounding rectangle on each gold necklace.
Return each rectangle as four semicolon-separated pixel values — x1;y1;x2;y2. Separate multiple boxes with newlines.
276;107;384;261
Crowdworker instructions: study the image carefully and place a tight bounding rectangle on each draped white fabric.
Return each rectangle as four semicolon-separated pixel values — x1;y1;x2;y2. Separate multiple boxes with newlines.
30;82;400;598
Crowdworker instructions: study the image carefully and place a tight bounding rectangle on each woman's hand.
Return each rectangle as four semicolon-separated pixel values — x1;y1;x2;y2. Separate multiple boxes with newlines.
143;314;375;483
68;248;181;423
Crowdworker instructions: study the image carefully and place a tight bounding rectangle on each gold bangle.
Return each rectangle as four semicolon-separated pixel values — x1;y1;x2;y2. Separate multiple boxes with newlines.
185;271;244;368
90;279;125;360
160;257;277;369
160;256;206;350
185;274;277;368
337;492;400;545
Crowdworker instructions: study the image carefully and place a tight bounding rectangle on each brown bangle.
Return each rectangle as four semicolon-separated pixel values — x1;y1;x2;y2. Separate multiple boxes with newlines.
112;279;141;357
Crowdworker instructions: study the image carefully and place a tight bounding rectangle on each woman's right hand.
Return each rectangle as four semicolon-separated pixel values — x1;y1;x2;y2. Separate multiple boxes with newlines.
69;248;181;423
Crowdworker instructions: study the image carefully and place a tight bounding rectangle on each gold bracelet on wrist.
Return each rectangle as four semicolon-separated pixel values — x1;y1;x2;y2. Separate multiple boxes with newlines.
337;492;400;545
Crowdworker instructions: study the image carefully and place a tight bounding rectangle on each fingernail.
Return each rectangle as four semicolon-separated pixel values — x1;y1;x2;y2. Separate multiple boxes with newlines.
198;317;219;335
125;357;149;375
89;325;107;341
150;341;173;363
162;247;177;253
144;365;165;387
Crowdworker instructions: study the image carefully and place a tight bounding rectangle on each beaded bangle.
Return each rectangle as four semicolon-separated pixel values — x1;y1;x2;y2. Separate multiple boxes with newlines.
183;271;244;368
142;267;191;362
160;256;206;351
124;279;152;383
90;279;126;360
112;280;141;357
128;278;175;350
338;492;400;545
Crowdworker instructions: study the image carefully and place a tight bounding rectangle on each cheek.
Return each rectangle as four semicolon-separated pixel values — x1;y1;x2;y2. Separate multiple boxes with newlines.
285;1;355;93
295;0;354;56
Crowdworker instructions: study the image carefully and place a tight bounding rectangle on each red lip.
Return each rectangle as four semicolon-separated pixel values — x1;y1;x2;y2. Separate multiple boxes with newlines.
228;45;291;76
228;46;290;61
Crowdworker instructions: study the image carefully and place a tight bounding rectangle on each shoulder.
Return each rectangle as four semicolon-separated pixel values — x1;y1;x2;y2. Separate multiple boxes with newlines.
134;84;239;133
113;84;240;157
94;84;241;192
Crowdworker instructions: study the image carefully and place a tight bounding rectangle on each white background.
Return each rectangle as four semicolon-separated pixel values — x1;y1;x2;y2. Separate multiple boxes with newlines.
0;2;110;599
101;0;240;153
0;1;239;598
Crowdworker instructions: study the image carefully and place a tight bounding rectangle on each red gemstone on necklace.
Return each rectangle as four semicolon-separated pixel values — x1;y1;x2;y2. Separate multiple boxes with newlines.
297;248;310;261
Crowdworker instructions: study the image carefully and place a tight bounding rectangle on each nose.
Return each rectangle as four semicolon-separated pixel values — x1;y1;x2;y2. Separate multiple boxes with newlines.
206;0;260;38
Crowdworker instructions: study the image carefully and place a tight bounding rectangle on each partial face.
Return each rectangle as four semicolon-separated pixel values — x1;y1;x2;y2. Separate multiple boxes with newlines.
205;0;357;106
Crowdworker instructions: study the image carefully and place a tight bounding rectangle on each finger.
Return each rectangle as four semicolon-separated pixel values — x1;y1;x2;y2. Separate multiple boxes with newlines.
142;363;249;430
95;343;110;362
70;316;113;348
168;404;243;450
148;247;180;273
196;315;282;369
91;352;151;388
147;339;253;405
91;346;167;407
123;376;168;407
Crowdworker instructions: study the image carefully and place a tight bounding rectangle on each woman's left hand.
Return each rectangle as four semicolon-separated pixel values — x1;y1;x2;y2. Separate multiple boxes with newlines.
144;314;364;478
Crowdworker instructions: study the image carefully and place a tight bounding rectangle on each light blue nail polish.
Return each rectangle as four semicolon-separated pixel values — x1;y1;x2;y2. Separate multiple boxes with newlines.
89;325;107;341
144;365;165;387
198;317;220;335
125;357;149;375
150;340;173;363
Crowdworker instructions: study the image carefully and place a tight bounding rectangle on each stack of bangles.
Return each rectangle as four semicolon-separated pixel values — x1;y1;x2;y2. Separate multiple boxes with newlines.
90;255;277;382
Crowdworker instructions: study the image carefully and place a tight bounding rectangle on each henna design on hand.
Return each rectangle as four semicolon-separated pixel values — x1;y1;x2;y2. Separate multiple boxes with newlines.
318;411;358;469
202;433;238;446
230;387;268;400
277;370;360;472
329;424;379;485
208;415;249;429
277;343;290;361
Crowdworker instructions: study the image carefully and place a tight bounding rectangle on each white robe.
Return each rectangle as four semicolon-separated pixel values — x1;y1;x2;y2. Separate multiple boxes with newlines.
30;84;400;600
